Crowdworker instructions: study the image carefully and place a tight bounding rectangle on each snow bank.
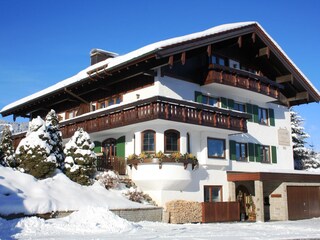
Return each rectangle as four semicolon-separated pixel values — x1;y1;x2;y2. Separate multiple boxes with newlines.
0;166;150;216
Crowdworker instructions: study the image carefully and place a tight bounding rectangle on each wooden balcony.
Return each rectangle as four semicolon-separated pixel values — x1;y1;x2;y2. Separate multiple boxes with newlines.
205;64;283;99
60;96;250;138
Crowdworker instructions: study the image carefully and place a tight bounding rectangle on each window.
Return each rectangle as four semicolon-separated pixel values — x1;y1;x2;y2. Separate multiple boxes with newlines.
99;101;106;109
164;130;180;153
208;138;225;159
66;109;77;119
260;145;270;163
91;102;97;111
229;59;240;69
236;142;247;161
211;55;226;66
258;107;268;125
202;95;219;107
234;102;246;112
204;186;222;202
141;130;155;153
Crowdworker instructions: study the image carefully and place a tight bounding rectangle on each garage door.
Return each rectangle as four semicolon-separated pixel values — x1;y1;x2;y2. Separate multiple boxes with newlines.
287;186;320;220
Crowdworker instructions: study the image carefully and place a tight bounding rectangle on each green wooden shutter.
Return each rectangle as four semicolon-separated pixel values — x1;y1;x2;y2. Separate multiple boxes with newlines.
271;146;277;163
227;99;234;110
116;136;125;158
229;140;236;160
269;108;275;126
253;105;259;123
221;97;228;109
246;103;253;122
195;91;203;103
255;144;261;162
248;143;255;162
94;141;102;153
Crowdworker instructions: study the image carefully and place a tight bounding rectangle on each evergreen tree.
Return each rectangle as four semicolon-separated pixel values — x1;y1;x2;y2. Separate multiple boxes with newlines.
303;145;320;170
45;109;64;168
290;108;311;169
64;128;97;185
15;116;56;179
0;125;15;167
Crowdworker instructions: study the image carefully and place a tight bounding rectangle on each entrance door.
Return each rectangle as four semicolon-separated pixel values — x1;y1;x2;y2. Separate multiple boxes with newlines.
102;138;117;166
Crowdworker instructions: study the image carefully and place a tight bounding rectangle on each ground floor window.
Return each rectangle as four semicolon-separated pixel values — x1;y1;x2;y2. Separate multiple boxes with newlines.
164;130;180;153
204;185;222;202
141;130;155;153
236;142;247;161
260;145;270;163
207;138;225;159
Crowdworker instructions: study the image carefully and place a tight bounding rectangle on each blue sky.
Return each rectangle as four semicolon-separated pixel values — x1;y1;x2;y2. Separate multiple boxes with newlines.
0;0;319;150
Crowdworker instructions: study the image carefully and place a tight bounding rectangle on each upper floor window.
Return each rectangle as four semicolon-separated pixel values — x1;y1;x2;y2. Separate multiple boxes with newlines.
207;138;225;159
260;145;270;163
211;55;226;66
236;142;247;161
229;59;240;69
202;95;219;107
204;185;222;202
66;109;77;119
164;130;180;153
141;130;155;153
258;107;268;125
234;102;246;112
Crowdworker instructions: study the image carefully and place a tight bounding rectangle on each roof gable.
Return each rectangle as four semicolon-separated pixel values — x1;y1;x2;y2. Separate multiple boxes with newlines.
1;22;319;118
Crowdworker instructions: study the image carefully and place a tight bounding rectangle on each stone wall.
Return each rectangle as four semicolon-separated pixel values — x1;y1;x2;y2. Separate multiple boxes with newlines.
164;200;202;224
111;207;163;222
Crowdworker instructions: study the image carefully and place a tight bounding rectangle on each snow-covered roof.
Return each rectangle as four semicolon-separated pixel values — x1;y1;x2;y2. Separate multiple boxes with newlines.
1;21;319;115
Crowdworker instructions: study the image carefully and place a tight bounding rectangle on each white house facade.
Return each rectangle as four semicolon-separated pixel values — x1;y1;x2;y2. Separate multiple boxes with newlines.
2;22;320;222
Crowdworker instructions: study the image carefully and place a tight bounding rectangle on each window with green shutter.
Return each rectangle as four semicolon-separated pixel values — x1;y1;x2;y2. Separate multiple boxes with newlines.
255;144;261;162
221;97;228;109
229;140;236;160
248;143;255;162
271;146;277;163
116;136;126;158
253;105;259;123
195;91;203;103
94;141;102;153
246;103;253;122
269;108;275;126
227;99;234;110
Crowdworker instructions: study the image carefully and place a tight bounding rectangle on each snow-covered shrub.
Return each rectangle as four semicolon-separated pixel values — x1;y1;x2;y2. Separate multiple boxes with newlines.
15;116;56;179
0;125;15;167
96;170;120;189
64;128;97;185
45;109;64;168
123;187;145;203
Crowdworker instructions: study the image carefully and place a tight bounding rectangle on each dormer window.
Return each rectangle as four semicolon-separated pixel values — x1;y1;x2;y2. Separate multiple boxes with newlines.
211;55;226;66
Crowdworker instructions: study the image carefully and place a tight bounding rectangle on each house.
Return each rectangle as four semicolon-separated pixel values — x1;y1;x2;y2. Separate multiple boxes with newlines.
1;22;320;222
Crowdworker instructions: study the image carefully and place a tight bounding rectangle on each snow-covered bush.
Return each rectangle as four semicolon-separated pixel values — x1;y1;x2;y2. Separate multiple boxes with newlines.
123;187;145;203
45;109;64;168
0;125;15;167
64;128;97;185
96;170;120;189
15;116;57;179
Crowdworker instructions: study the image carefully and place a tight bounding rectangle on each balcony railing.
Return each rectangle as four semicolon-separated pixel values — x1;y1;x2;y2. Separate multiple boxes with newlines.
205;64;282;99
59;96;250;139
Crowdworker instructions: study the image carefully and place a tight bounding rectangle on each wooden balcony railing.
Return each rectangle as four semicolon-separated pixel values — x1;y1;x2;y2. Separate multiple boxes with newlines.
205;64;283;99
60;96;250;139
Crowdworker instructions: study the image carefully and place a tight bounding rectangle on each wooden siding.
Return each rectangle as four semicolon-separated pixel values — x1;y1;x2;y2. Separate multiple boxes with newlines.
60;96;249;139
96;155;126;175
202;202;240;222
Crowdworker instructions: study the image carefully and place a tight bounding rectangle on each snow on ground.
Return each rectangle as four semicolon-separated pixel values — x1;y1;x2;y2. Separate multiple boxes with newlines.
0;211;320;240
0;166;150;216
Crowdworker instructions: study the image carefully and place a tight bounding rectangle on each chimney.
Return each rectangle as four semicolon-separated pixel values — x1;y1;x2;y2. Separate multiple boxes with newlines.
90;49;118;65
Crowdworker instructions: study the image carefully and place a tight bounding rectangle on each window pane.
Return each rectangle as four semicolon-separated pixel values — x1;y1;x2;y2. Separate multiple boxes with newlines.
219;58;225;66
142;131;155;152
211;188;221;202
211;56;218;64
202;96;208;104
208;138;225;158
165;132;178;152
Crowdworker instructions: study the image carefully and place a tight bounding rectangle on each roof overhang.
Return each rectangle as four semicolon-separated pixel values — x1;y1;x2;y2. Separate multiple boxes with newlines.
1;22;319;119
227;171;320;183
